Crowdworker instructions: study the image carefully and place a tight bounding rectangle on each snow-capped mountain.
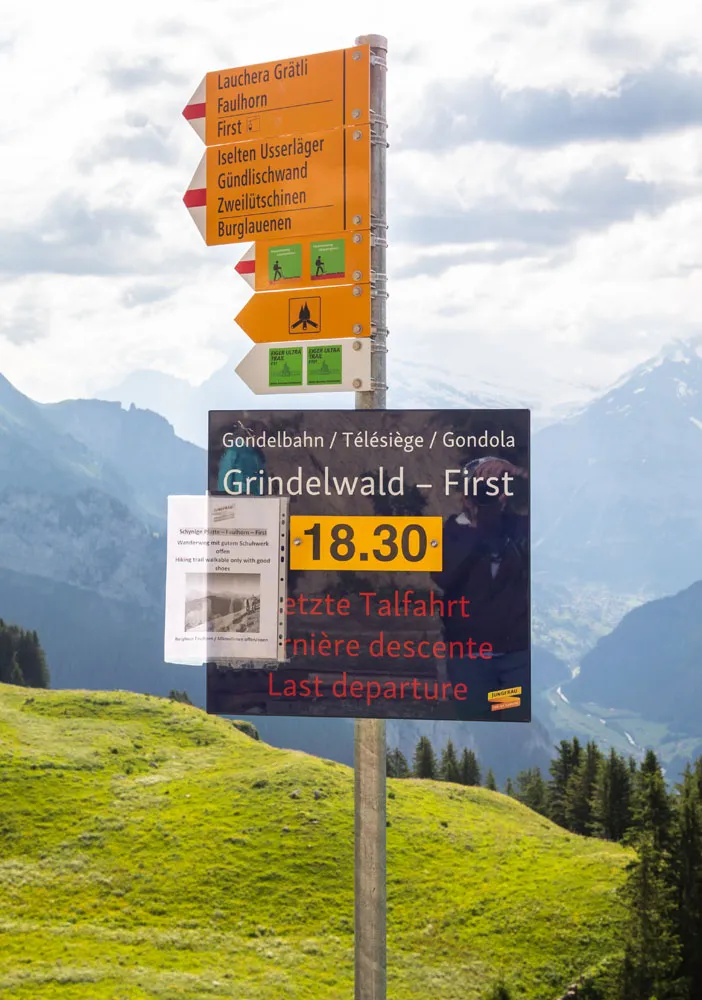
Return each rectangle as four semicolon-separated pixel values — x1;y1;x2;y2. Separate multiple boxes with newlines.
532;337;702;598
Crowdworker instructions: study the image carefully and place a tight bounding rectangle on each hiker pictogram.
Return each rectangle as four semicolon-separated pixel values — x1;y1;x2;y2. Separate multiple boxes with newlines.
314;254;326;276
272;260;283;281
288;296;322;335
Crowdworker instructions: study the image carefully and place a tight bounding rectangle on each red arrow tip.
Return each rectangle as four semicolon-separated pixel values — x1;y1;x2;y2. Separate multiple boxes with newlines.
235;260;256;275
183;102;206;121
183;188;206;208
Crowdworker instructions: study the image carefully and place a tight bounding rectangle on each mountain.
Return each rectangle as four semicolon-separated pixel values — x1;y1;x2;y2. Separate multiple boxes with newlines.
100;355;580;447
0;376;206;703
0;373;147;519
532;339;702;599
532;578;647;667
41;398;206;524
0;564;200;698
0;488;164;606
0;684;630;1000
570;579;702;735
533;577;702;781
0;378;207;602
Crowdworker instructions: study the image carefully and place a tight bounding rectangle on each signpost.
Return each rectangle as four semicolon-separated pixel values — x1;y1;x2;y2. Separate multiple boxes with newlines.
183;45;371;145
183;125;371;246
235;338;372;394
178;36;534;1000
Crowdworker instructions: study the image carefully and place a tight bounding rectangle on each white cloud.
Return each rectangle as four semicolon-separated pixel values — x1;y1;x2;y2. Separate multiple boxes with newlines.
3;0;702;409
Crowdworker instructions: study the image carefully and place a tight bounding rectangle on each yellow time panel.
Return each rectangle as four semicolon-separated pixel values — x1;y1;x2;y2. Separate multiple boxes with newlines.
289;516;443;572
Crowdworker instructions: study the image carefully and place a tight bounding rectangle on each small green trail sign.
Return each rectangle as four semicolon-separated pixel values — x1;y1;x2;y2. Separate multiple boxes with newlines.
307;344;343;384
268;244;302;283
310;238;345;281
269;347;303;387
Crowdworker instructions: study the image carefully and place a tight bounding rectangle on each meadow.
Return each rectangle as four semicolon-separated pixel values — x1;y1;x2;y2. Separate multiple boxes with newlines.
0;685;631;999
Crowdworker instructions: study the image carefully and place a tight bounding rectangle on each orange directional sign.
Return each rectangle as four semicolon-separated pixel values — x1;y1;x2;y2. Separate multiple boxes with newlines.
234;230;372;292
235;284;371;344
183;45;370;145
184;126;370;246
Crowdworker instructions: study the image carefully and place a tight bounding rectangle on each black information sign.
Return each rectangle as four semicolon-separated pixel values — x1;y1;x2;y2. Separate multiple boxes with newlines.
206;409;530;721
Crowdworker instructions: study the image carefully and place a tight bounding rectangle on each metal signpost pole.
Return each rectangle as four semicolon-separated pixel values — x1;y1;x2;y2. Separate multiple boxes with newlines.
353;33;388;1000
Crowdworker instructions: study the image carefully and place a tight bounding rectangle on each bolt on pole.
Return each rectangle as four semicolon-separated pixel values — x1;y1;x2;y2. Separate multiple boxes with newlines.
353;32;388;1000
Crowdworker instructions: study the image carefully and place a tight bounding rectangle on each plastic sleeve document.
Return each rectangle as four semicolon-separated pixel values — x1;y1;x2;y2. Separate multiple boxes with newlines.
164;495;288;665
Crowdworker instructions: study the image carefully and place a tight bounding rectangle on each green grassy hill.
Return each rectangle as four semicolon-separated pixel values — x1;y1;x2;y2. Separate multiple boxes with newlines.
0;686;631;1000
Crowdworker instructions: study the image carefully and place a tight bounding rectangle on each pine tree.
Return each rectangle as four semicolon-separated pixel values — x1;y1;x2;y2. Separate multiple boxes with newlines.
613;832;686;1000
565;740;603;835
439;740;461;783
8;655;23;686
693;757;702;802
670;763;702;995
0;622;49;688
0;625;19;684
459;748;481;786
168;689;193;705
547;738;582;828
504;777;515;797
387;747;410;778
413;736;437;779
485;769;497;792
591;748;633;842
515;768;547;815
630;749;672;853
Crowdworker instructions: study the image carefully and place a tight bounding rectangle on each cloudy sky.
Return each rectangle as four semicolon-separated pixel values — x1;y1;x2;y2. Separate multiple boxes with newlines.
3;0;702;411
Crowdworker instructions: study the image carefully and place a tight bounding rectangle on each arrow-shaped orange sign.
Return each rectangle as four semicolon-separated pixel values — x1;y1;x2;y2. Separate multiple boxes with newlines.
234;231;371;292
183;45;370;146
235;284;371;344
183;126;370;247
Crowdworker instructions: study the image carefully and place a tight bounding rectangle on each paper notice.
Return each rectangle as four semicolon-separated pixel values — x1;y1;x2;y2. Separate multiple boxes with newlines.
164;495;288;665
